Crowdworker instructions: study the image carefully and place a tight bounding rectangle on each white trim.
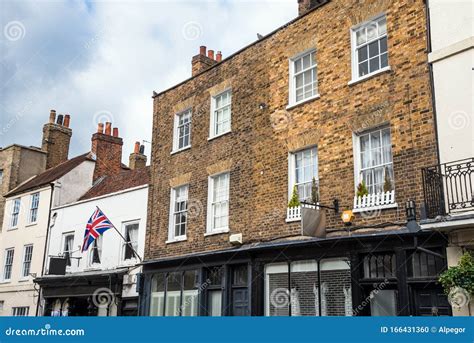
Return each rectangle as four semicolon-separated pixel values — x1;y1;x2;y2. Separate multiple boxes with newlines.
168;185;188;242
170;146;191;155
204;229;230;236
348;66;391;86
172;108;192;153
120;220;140;262
349;13;389;84
286;94;320;110
206;172;230;234
428;36;474;63
209;89;232;139
165;236;187;244
352;203;398;213
288;48;318;107
51;184;149;211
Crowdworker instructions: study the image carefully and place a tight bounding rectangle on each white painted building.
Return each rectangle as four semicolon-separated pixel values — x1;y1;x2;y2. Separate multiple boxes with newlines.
422;0;474;316
0;155;95;316
35;166;149;316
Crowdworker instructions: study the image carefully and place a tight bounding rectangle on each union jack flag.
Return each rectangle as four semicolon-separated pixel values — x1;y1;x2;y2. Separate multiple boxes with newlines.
81;207;114;252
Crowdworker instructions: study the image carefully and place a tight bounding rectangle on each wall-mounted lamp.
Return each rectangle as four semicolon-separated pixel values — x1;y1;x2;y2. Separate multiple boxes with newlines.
341;210;354;226
259;103;267;110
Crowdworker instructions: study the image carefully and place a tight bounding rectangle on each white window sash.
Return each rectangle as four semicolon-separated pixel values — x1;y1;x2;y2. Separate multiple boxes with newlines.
351;14;388;81
209;90;232;138
207;173;230;233
288;147;319;202
168;186;188;241
122;222;139;260
173;109;192;151
10;199;20;228
3;249;14;281
21;245;33;278
29;193;39;223
288;49;318;106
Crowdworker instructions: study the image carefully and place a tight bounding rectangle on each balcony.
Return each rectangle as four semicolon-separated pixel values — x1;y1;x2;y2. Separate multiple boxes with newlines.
422;158;474;219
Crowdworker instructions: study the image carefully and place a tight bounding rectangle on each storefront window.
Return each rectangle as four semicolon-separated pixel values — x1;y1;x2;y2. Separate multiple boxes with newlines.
182;270;198;316
206;266;224;316
265;259;351;317
150;273;166;316
370;289;397;316
165;272;182;316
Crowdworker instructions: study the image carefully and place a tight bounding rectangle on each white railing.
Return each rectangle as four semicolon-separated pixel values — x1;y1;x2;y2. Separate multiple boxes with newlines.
286;203;317;222
353;190;396;211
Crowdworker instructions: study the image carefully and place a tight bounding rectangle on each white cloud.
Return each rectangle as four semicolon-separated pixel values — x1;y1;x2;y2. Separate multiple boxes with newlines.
1;0;296;162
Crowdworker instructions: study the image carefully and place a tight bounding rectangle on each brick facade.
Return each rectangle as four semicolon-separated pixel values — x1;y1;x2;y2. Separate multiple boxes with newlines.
146;0;437;261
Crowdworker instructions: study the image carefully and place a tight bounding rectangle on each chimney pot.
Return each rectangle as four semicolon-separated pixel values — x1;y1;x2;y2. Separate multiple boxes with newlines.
208;50;214;60
97;123;104;134
64;114;70;128
113;127;119;137
134;141;140;153
105;122;112;135
199;46;206;55
139;145;145;154
216;51;222;62
49;110;56;123
56;114;64;125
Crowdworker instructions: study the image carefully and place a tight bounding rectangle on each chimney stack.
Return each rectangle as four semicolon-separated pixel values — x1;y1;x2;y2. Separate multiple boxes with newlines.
191;45;220;76
91;122;123;181
297;0;327;16
129;141;147;170
42;109;72;169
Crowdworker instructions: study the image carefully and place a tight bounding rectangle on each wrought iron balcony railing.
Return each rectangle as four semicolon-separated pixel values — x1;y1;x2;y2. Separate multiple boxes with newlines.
422;157;474;219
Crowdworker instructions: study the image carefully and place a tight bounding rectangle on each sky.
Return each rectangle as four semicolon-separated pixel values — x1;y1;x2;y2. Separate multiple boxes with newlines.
0;0;296;162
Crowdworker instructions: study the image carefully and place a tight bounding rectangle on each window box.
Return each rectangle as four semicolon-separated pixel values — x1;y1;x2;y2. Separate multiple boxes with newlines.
353;190;397;212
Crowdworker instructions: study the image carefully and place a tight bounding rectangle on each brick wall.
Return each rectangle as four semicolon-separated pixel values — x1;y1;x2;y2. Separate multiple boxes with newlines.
146;0;437;260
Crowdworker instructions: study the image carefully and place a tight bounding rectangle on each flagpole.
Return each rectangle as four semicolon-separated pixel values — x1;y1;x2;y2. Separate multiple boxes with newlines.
96;206;143;262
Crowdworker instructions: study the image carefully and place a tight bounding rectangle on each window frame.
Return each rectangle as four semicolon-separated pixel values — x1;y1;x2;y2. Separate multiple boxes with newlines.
172;108;192;152
209;89;232;139
3;248;14;281
88;236;102;267
288;146;319;202
62;232;75;267
350;14;389;83
12;306;29;316
28;192;40;224
168;185;189;242
20;244;33;279
206;172;230;234
288;49;319;107
353;126;394;196
122;220;140;261
10;198;21;229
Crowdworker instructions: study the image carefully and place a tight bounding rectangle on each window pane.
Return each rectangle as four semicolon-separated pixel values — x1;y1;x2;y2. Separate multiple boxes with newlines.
265;263;289;316
358;61;368;77
370;131;381;148
378;17;387;35
182;270;198;316
366;23;377;41
358;46;368;62
368;41;379;57
320;259;352;316
356;28;366;46
303;70;312;85
150;273;166;316
302;54;311;69
370;290;397;316
295;74;303;88
380;53;388;68
379;37;387;54
208;290;222;316
369;57;379;72
290;260;318;316
294;58;302;73
165;272;182;317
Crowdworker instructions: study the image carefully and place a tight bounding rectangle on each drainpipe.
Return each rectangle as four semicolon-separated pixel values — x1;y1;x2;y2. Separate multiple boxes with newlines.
35;182;55;316
424;0;441;164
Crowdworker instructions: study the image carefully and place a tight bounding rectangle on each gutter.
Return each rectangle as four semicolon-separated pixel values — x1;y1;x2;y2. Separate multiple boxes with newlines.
424;0;441;164
36;182;54;316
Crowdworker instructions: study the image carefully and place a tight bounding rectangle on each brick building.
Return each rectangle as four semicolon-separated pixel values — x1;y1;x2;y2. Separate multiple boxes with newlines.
141;0;451;316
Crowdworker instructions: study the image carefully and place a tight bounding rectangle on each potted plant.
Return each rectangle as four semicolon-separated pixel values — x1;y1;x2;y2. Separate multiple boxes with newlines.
356;180;369;198
288;185;301;208
439;252;474;309
383;167;393;193
311;177;319;205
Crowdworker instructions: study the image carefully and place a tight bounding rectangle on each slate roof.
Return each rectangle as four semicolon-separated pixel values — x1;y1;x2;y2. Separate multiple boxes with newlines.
79;166;150;201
